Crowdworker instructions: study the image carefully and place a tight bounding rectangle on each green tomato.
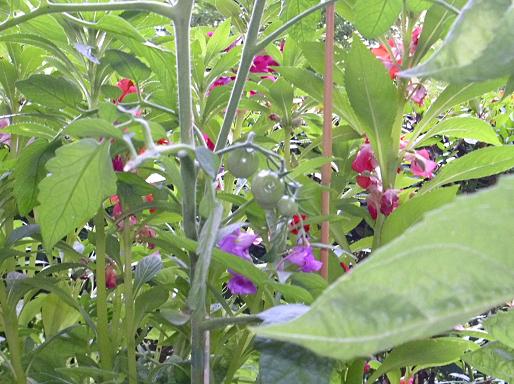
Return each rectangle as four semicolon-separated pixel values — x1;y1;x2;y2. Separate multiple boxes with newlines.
225;148;259;179
251;170;285;209
277;196;298;217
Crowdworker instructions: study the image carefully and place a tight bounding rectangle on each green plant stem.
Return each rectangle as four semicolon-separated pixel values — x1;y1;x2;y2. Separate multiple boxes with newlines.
222;112;244;215
94;210;113;374
0;1;176;32
283;124;292;169
121;223;137;384
0;281;26;384
214;0;267;151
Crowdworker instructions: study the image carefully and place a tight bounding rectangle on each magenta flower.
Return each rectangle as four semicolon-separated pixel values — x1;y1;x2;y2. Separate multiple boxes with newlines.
407;149;437;178
206;31;214;37
227;273;257;295
219;230;258;261
250;55;279;73
112;155;125;172
366;188;382;220
380;189;399;216
352;143;377;173
287;245;322;273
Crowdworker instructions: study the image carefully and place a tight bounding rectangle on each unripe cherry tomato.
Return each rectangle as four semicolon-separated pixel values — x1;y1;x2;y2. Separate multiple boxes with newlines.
251;170;285;209
225;148;259;179
277;195;298;216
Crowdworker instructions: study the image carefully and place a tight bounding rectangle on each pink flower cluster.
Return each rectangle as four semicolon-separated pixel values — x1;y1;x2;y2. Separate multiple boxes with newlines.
372;26;427;105
352;138;437;220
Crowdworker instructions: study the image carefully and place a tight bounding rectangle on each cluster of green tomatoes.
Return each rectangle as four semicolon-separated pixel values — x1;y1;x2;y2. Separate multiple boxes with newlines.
224;148;299;216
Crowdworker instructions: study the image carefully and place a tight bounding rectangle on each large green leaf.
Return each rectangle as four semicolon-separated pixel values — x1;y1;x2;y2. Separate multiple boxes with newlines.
282;0;319;42
484;311;514;350
418;117;501;146
353;0;402;38
419;146;514;194
253;176;514;361
0;58;17;106
257;340;334;384
346;38;399;170
16;74;83;109
381;186;459;244
462;342;514;382
368;337;478;382
14;140;58;216
36;139;117;249
402;0;514;82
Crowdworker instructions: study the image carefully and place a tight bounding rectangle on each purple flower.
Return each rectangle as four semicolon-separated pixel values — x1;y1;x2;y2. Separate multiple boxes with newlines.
219;230;258;261
287;245;322;273
227;273;257;295
0;118;10;145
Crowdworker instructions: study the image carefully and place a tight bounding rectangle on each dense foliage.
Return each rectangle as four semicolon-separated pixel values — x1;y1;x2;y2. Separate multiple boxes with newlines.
0;0;513;383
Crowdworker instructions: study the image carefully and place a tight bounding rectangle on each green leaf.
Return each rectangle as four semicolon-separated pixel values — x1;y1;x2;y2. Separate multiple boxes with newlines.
484;311;514;350
95;15;145;42
16;74;83;109
65;118;123;139
353;0;402;38
346;37;399;170
381;186;459;244
406;0;431;13
134;286;168;326
412;79;504;138
289;157;332;178
103;49;151;82
402;0;514;82
205;19;231;65
413;0;466;63
268;79;294;123
283;0;319;43
196;147;221;179
0;58;17;105
504;75;514;98
14;140;58;216
278;67;361;130
36;139;117;249
3;122;56;141
134;252;163;293
420;146;514;194
418;117;501;146
253;176;514;360
368;337;478;382
462;342;514;382
42;294;81;338
257;340;334;384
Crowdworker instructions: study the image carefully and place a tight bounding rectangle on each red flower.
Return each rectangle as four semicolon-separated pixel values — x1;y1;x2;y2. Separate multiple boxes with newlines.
289;214;310;235
145;194;156;214
117;78;137;103
340;262;350;272
157;138;169;145
112;155;125;172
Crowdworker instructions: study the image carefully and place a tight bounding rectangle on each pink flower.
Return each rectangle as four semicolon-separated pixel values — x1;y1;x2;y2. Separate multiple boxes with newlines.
380;189;399;216
117;78;137;103
366;189;382;220
352;143;377;173
407;149;437;179
250;55;279;73
207;31;214;37
105;264;117;289
209;76;233;91
0;118;10;145
407;83;428;106
372;40;402;79
410;26;422;55
227;273;257;295
287;245;322;273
